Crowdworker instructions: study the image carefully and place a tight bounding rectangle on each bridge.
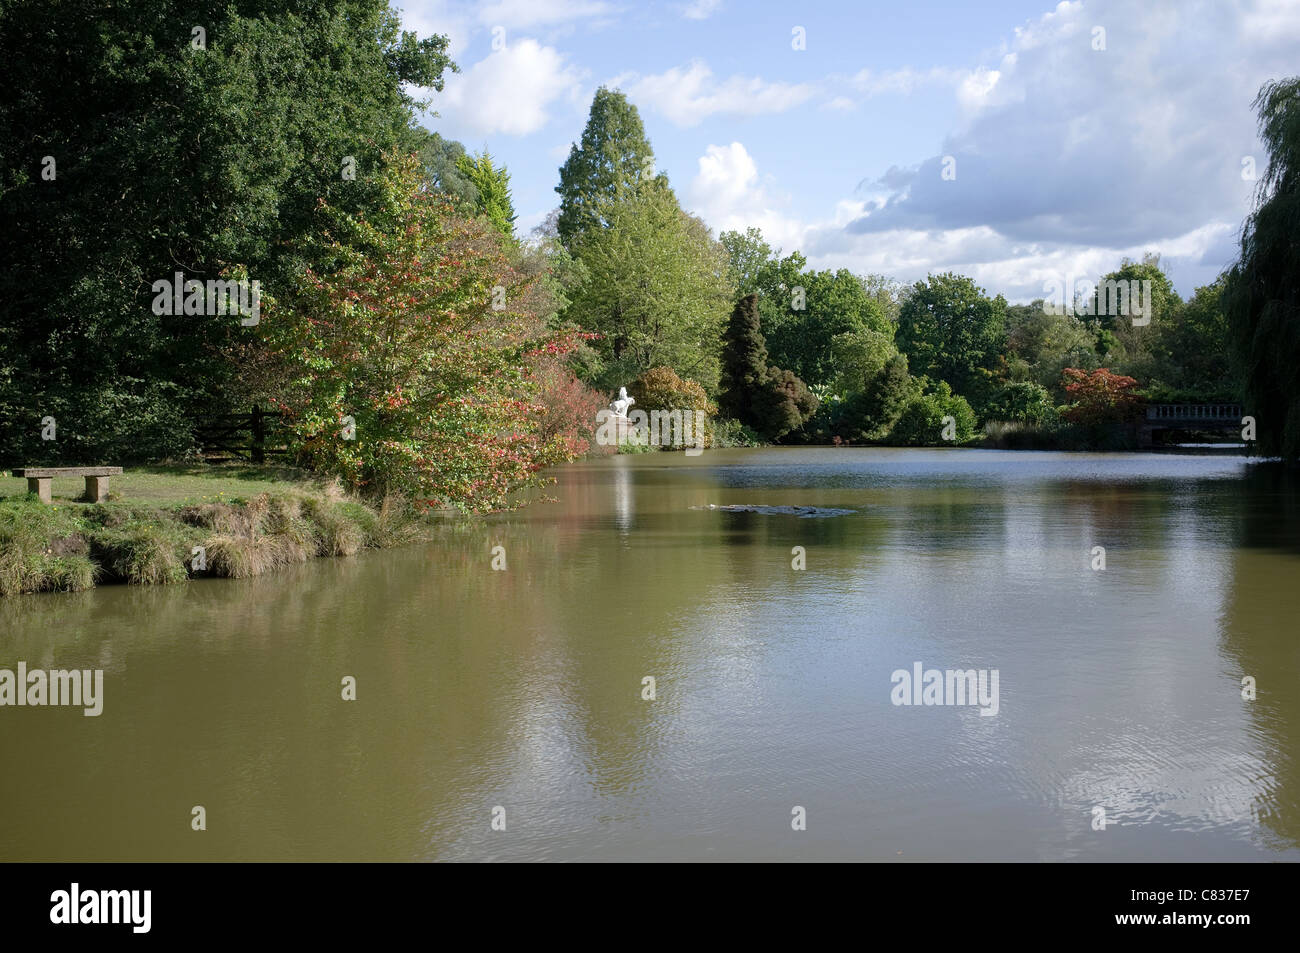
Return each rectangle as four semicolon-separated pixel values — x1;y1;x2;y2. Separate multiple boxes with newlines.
1139;403;1243;448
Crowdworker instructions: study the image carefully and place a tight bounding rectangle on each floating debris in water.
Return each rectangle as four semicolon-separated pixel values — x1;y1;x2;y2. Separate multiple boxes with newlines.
692;504;855;518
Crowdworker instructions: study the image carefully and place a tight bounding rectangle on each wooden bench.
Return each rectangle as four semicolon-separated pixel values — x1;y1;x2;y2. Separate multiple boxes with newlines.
12;467;123;504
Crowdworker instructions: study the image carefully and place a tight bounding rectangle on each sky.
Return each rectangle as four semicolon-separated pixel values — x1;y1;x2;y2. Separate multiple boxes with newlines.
397;0;1300;302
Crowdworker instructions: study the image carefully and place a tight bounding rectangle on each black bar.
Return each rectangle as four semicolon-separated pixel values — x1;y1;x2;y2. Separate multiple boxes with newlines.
0;862;1288;940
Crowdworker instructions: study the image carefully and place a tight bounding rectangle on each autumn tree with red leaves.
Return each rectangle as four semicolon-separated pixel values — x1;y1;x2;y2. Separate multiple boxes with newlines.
1060;367;1144;426
258;152;585;512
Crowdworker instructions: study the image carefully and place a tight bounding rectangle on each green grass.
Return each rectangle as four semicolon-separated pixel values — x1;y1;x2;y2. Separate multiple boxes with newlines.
0;464;423;597
0;462;323;506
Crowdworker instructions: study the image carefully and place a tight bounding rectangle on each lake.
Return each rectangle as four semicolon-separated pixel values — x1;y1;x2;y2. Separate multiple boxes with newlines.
2;448;1298;861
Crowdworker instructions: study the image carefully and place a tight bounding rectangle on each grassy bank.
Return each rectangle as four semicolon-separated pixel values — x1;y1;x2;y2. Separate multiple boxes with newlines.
0;465;422;597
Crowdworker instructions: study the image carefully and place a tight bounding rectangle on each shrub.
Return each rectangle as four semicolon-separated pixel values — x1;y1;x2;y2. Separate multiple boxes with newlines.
889;382;978;446
624;366;717;452
628;366;714;415
204;535;281;579
719;293;770;420
365;495;422;548
987;381;1054;424
710;417;763;447
1061;367;1143;425
43;555;97;592
534;360;610;457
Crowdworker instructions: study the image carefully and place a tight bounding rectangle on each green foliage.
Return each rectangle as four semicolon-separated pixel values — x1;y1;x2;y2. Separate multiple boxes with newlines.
889;381;978;446
563;179;731;394
455;150;516;236
0;1;455;466
718;229;901;389
986;381;1054;424
1225;77;1300;459
710;417;763;448
1155;277;1233;397
764;266;893;387
719;227;774;297
828;353;919;443
556;87;656;247
1083;254;1181;382
89;524;188;585
718;294;771;420
258;152;580;512
414;130;479;211
0;504;94;595
859;274;906;326
718;294;816;441
830;328;898;395
755;367;818;441
1003;302;1099;399
1083;255;1179;332
0;475;420;597
897;273;1007;413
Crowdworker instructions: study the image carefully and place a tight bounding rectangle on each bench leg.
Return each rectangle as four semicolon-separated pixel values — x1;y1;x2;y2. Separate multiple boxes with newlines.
83;475;110;503
28;477;52;503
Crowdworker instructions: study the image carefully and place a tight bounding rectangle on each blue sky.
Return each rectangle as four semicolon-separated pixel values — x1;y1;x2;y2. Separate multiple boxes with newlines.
399;0;1299;301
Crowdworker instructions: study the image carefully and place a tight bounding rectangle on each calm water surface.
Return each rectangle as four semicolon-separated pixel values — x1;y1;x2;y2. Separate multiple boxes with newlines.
3;448;1299;861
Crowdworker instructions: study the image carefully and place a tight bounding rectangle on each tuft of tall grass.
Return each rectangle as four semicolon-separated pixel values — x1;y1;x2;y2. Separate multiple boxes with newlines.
42;555;98;592
300;497;364;557
89;525;188;585
203;534;270;579
366;494;422;548
0;505;97;595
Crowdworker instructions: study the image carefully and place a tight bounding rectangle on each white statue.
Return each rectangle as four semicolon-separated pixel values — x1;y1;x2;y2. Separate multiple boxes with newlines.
610;386;635;418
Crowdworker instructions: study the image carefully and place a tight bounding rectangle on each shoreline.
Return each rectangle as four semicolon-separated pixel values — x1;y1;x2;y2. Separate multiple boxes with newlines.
0;465;425;598
0;446;1264;598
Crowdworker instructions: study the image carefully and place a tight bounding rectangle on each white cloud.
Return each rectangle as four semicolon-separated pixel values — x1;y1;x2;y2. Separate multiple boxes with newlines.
394;1;472;61
956;67;1001;112
393;0;615;57
688;143;808;253
821;96;856;112
802;221;1234;303
681;0;723;20
840;0;1284;295
686;132;1239;302
617;61;816;127
438;40;584;136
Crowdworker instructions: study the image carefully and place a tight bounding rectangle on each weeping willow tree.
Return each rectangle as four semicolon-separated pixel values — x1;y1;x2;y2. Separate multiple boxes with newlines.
1225;77;1300;460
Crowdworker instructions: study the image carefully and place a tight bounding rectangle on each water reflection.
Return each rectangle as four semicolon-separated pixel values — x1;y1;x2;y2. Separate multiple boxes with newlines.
0;449;1296;861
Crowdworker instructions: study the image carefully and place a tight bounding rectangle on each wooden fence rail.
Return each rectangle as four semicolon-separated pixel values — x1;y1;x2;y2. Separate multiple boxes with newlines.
191;405;287;463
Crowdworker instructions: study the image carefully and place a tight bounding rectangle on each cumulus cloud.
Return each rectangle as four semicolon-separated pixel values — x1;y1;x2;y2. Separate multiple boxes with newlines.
617;61;817;127
438;39;584;136
688;143;809;253
688;142;1236;304
847;0;1284;250
801;222;1236;303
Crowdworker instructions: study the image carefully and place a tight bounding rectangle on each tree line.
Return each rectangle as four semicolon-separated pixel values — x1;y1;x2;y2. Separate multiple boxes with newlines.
1;1;1296;514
